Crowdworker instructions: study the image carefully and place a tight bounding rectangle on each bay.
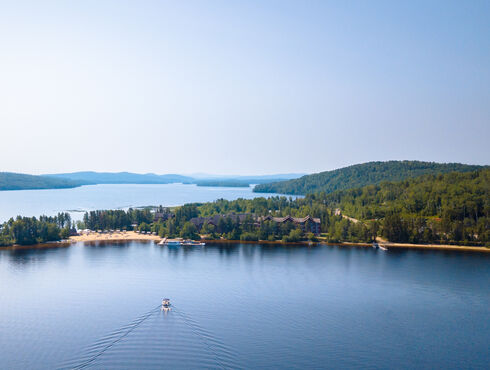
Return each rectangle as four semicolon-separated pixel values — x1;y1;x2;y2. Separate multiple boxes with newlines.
0;242;488;369
0;183;286;222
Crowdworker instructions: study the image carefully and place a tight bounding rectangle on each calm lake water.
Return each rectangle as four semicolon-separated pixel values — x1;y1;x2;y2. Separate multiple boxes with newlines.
0;183;285;222
0;242;488;369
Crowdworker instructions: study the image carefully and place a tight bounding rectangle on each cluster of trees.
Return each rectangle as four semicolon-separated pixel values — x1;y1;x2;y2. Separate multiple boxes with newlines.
254;161;485;195
78;208;154;231
0;212;74;246
67;197;372;243
315;169;489;245
147;197;373;243
2;168;486;247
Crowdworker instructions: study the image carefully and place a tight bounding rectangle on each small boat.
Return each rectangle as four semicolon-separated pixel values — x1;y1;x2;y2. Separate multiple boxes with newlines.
373;242;388;251
161;298;171;309
158;238;182;246
159;238;205;246
181;240;205;246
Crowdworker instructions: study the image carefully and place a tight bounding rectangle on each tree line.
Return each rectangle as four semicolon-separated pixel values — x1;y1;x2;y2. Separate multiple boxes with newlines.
0;213;74;246
2;169;487;247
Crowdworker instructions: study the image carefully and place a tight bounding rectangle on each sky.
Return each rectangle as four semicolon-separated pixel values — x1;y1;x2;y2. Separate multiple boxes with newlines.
0;0;489;175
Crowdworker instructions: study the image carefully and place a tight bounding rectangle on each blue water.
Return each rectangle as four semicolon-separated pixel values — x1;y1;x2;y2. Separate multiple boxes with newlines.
0;242;488;369
0;183;285;222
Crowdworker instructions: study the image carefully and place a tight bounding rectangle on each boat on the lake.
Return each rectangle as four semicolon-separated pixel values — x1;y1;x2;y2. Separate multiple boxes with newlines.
373;242;388;251
161;298;171;310
158;238;205;246
181;240;205;246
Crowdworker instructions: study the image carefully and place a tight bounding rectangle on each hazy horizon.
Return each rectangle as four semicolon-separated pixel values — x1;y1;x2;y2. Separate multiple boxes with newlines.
3;159;485;178
1;0;489;175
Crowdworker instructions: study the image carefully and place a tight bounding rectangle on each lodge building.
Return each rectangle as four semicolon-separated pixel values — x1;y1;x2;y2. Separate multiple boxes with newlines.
258;215;321;235
189;213;321;235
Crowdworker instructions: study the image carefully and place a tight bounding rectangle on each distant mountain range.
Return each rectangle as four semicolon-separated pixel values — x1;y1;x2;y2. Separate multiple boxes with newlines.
0;172;82;191
0;171;305;191
43;172;304;186
2;162;486;193
43;171;194;185
253;161;487;195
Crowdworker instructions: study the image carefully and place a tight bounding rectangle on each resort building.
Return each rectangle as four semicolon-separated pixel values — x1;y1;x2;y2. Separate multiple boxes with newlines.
154;207;174;222
190;213;321;235
190;213;253;230
258;215;321;235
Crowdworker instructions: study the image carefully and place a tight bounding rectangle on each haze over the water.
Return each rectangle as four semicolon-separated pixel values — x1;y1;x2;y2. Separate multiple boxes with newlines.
1;0;488;175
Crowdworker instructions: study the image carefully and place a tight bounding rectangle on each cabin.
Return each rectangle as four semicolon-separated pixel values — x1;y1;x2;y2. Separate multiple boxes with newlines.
154;212;174;222
154;206;174;222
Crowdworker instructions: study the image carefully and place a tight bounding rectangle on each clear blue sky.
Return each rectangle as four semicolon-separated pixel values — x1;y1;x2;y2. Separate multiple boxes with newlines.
0;0;488;175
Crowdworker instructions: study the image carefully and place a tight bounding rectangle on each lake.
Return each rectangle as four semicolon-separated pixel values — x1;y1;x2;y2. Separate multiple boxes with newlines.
0;183;288;222
0;242;488;369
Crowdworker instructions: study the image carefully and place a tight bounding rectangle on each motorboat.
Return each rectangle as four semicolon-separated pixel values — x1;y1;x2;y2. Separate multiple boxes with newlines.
181;240;206;246
162;298;171;310
158;238;205;246
373;242;388;251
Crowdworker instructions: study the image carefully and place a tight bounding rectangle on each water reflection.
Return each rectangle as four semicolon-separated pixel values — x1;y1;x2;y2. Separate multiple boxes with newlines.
0;241;488;369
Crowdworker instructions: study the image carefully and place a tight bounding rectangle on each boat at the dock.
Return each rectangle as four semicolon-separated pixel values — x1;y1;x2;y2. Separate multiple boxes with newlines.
158;238;205;246
181;240;205;246
373;242;388;251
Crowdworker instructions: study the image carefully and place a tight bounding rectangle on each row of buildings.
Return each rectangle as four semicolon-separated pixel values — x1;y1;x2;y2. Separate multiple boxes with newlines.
153;207;322;235
189;213;321;235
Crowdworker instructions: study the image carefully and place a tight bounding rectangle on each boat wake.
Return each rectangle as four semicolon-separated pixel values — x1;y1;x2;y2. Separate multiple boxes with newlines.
59;303;239;369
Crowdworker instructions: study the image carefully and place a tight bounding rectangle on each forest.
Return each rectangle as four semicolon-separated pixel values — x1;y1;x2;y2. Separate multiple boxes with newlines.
315;169;489;245
254;161;485;195
0;213;74;246
76;198;375;244
77;169;489;246
1;168;488;247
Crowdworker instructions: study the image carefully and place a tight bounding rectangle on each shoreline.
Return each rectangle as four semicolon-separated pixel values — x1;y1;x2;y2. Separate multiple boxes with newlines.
201;239;490;253
69;231;160;243
1;232;488;253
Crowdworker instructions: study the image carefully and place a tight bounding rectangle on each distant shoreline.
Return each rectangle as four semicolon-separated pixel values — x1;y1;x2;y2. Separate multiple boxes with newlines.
2;233;487;253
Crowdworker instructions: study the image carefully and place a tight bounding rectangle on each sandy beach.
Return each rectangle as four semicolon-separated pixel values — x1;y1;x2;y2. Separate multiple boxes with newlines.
70;231;161;243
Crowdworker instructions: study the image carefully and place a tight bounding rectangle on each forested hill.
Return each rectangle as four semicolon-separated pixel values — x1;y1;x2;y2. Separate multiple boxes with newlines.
0;172;81;191
254;161;485;195
310;168;489;244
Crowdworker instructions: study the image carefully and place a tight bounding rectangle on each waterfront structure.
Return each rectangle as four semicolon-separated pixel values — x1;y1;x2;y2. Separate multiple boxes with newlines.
154;207;174;222
190;213;321;235
258;215;321;235
190;213;252;230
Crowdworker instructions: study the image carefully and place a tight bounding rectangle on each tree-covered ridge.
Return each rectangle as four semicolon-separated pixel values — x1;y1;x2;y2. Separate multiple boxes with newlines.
318;169;489;244
254;161;485;195
0;172;82;191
